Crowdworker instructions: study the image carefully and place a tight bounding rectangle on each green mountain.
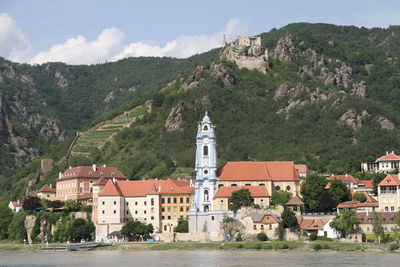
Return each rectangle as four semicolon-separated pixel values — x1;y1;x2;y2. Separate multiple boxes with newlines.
3;22;400;201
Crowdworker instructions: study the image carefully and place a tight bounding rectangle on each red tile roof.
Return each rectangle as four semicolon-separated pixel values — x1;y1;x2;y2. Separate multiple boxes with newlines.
59;165;127;180
357;180;373;189
356;212;397;224
286;196;304;205
295;164;308;174
376;152;400;162
297;215;327;230
77;193;93;200
214;186;270;198
378;174;400;187
93;177;108;186
337;201;378;209
38;184;56;193
99;179;193;197
218;161;300;182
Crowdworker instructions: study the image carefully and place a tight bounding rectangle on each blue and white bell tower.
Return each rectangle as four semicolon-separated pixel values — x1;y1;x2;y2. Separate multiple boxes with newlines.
191;112;217;213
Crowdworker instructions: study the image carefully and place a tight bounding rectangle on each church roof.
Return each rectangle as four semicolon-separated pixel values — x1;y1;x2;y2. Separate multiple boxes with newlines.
218;161;300;181
214;186;270;198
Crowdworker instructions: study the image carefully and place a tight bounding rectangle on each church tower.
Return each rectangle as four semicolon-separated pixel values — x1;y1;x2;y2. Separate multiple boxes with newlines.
192;112;217;212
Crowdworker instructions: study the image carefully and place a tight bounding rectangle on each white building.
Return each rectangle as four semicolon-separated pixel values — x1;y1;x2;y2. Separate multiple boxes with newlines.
361;151;400;173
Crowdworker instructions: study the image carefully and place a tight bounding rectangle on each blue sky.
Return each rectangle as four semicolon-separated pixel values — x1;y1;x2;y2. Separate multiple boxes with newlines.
1;0;400;64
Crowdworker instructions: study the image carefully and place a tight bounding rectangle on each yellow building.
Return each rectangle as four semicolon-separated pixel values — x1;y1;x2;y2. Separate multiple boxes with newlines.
377;174;400;212
213;161;301;210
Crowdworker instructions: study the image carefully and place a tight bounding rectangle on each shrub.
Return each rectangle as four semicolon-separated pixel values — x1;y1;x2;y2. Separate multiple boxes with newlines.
257;232;268;241
253;243;262;250
282;244;289;249
389;243;400;251
236;233;243;241
237;244;243;249
264;244;273;249
309;233;318;241
313;243;323;251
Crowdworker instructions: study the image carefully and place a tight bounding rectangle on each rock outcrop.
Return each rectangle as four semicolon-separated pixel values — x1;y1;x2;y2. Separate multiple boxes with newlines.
220;36;268;74
339;110;370;131
165;102;184;131
376;116;395;130
271;34;295;62
351;80;367;98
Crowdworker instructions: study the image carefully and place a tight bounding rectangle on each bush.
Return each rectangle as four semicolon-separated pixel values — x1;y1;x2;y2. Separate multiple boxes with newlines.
257;232;268;241
313;243;323;251
264;244;272;249
282;244;289;249
309;233;318;241
236;233;243;241
389;243;400;251
237;244;243;248
253;243;262;250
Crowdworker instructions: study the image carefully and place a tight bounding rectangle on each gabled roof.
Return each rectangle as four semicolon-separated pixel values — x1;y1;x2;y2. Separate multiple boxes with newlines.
59;165;127;180
214;186;270;198
376;152;400;162
286;196;304;206
250;211;281;223
93;177;108;186
99;179;193;197
297;215;327;231
38;184;56;193
378;174;400;187
357;180;373;189
337;201;379;209
218;161;300;182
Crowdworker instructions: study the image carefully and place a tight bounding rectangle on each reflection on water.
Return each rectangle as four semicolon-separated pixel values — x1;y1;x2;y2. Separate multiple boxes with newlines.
0;250;399;267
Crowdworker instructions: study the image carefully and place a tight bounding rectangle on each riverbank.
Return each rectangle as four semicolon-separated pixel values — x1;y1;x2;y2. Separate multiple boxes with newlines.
0;240;397;253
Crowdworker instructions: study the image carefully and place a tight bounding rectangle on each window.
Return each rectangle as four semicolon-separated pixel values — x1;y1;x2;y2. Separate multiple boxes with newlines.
259;183;265;186
173;198;177;204
253;225;257;230
114;201;116;205
203;146;208;156
162;208;165;212
102;201;105;205
245;183;251;186
391;206;395;211
211;216;214;221
218;184;224;188
385;206;389;211
168;216;171;219
164;225;167;231
144;201;147;206
286;185;291;191
220;200;223;203
162;198;165;204
180;198;184;204
260;225;264;230
126;202;129;205
231;184;237;187
168;198;171;204
269;225;272;230
186;207;189;211
162;216;165;219
126;211;129;214
113;210;116;214
151;198;154;206
180;207;184;212
204;170;208;174
204;190;209;201
144;210;147;214
151;216;154;220
102;210;105;214
275;186;281;190
186;198;190;203
203;125;208;131
135;202;138;205
168;207;171;212
135;211;138;214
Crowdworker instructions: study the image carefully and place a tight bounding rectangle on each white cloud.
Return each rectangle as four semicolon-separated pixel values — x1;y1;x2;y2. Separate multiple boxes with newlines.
0;13;31;62
113;18;247;60
30;27;125;64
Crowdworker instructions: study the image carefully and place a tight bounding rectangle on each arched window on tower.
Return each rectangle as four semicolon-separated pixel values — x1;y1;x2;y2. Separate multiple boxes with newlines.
203;146;208;156
203;125;208;131
204;190;209;201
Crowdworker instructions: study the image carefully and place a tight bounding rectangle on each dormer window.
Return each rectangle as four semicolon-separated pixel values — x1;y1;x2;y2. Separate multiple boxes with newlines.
89;172;92;175
203;146;208;156
203;125;208;131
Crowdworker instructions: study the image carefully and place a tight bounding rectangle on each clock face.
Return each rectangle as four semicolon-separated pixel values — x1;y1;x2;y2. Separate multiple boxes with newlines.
203;138;209;143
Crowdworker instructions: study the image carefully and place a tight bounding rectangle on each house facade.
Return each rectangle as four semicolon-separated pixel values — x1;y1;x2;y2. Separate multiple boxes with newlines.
37;184;56;201
361;151;400;173
377;173;400;212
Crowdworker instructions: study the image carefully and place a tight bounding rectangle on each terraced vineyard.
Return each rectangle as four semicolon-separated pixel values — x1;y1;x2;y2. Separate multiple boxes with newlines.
69;105;149;157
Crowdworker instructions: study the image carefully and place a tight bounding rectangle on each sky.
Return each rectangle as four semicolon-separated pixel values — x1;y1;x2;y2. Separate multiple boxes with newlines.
1;0;400;65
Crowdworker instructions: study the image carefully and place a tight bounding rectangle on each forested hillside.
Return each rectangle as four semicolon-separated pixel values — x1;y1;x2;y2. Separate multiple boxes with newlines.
3;22;400;201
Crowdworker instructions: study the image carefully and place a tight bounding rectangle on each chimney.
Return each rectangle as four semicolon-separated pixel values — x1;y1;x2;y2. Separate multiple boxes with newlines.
112;178;116;183
92;164;97;172
103;164;106;167
158;185;161;192
69;166;72;169
386;151;389;155
49;184;52;188
346;173;348;177
58;172;62;179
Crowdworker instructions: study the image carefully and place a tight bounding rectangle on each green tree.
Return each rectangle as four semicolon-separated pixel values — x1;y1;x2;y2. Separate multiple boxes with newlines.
7;211;27;242
229;188;254;212
64;200;83;212
121;221;153;240
275;224;285;241
281;210;298;229
22;196;42;211
352;192;367;203
271;190;292;206
329;210;360;238
0;203;14;239
372;211;384;244
301;173;327;211
318;189;336;212
394;211;400;241
173;218;188;233
328;179;351;206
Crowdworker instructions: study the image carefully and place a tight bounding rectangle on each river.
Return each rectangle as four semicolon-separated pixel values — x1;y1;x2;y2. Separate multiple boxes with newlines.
0;250;399;266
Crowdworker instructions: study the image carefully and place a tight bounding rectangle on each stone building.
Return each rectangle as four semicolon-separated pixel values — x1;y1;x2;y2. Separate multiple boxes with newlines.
37;184;56;201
